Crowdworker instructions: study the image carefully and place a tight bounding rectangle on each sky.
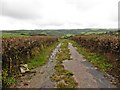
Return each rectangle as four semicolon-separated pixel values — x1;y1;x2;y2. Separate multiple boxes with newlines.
0;0;119;30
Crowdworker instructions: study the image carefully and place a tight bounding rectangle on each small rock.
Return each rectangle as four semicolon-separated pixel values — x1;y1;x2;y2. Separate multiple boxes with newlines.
20;64;30;73
94;67;98;70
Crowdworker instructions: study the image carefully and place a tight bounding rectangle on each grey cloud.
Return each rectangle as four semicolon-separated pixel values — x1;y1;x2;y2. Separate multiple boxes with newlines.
1;0;42;19
37;23;63;27
0;0;3;16
111;16;117;22
66;0;98;11
110;11;117;22
0;0;118;30
2;9;42;20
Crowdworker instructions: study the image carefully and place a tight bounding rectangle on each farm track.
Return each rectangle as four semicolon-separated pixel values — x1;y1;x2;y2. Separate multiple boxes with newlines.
63;43;116;88
13;42;116;88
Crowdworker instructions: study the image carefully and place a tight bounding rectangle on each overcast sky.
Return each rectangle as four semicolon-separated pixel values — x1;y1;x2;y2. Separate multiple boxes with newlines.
0;0;119;30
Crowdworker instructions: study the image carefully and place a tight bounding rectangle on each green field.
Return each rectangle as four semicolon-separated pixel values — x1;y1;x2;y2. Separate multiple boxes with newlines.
1;33;29;38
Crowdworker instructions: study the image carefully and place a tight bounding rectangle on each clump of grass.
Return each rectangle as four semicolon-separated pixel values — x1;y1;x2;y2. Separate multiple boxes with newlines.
5;77;16;87
3;69;16;87
51;39;78;88
57;82;67;88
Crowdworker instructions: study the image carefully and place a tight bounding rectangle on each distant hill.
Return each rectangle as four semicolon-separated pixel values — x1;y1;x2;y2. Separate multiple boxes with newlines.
2;29;118;37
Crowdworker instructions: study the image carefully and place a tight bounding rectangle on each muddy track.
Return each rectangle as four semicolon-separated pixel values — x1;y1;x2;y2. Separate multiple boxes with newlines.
63;43;116;88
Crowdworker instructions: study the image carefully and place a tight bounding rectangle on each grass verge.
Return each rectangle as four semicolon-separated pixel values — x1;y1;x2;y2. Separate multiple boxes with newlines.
28;42;59;69
51;39;78;88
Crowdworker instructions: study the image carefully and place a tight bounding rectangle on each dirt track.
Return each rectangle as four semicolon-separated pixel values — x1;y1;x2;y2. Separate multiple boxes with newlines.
13;44;61;88
63;43;116;88
13;42;116;88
